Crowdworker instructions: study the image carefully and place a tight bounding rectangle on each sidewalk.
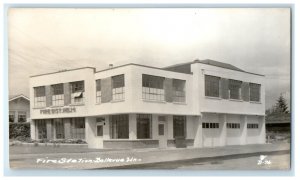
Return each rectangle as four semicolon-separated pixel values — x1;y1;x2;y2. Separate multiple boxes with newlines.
9;143;290;169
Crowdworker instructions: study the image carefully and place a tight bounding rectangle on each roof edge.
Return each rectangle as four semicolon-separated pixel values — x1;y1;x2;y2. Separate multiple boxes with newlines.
30;67;96;78
9;94;29;101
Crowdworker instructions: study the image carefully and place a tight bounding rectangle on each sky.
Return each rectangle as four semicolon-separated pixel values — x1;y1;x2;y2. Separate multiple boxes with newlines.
7;8;291;110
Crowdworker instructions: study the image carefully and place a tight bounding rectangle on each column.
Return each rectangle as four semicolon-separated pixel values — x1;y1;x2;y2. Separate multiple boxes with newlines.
30;120;36;140
45;85;52;107
193;115;203;147
219;114;227;146
166;115;173;140
151;114;159;140
259;116;266;144
129;114;137;140
103;115;110;140
240;115;248;145
46;119;53;139
64;118;71;139
64;83;71;106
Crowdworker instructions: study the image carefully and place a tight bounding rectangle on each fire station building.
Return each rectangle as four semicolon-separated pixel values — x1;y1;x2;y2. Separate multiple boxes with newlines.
29;59;265;149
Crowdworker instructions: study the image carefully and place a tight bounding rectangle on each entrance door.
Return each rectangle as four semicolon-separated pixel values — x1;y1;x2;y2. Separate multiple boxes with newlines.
158;116;167;148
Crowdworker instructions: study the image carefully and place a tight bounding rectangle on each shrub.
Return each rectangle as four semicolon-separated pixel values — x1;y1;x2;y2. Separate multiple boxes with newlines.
9;122;30;140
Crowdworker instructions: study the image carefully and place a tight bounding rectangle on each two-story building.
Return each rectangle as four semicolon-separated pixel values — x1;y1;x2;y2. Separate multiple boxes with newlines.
29;59;265;149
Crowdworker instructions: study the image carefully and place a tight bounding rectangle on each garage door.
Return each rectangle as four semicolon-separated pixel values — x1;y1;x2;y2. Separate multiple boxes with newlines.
246;116;260;144
202;122;221;147
226;123;242;145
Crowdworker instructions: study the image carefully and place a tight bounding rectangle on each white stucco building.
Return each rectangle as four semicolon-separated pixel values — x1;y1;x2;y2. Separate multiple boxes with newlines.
29;59;265;149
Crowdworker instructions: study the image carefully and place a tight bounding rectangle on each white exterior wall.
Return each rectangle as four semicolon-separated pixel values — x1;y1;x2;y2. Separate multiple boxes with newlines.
30;68;95;120
191;63;265;116
29;62;266;148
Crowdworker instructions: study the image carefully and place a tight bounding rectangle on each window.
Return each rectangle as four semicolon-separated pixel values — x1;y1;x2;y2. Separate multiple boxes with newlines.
142;74;165;101
112;74;125;101
110;114;129;139
9;111;14;123
18;111;26;123
34;86;46;108
70;81;84;104
205;75;220;97
137;114;152;139
173;79;186;102
36;120;47;139
97;125;103;136
250;83;261;102
52;84;64;106
96;79;101;103
158;124;164;136
226;123;240;129
247;123;259;129
202;122;219;129
71;118;85;139
229;79;242;100
173;116;186;138
54;119;65;139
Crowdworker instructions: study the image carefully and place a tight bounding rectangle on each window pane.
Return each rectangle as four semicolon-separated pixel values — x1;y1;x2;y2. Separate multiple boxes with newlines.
112;74;125;88
110;115;129;139
137;114;151;139
173;116;186;138
205;75;220;97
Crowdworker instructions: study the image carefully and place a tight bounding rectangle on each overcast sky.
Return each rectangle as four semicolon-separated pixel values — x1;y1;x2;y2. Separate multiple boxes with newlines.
8;8;290;110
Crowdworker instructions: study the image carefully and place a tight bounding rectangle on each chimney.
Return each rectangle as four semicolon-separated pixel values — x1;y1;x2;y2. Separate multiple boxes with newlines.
109;64;113;69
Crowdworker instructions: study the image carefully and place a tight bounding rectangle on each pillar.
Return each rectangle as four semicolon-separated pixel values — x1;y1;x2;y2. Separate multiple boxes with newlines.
193;115;203;147
240;115;248;145
166;115;173;140
46;119;53;139
259;116;266;144
129;114;137;140
103;115;110;140
219;114;227;146
64;118;71;139
152;114;159;139
30;120;36;140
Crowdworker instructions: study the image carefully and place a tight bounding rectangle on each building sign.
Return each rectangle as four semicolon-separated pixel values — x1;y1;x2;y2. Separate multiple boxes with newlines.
40;107;76;115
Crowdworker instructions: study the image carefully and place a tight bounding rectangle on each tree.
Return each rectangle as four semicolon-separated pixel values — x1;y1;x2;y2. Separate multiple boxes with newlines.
274;94;289;114
266;94;289;116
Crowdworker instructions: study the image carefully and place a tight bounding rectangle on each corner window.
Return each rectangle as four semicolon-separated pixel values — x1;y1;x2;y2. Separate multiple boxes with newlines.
142;74;165;101
137;114;152;139
250;83;261;102
112;75;125;101
229;79;242;100
205;75;220;97
52;83;64;106
96;79;102;103
173;79;186;102
34;86;46;108
70;81;84;105
173;116;186;138
18;111;26;123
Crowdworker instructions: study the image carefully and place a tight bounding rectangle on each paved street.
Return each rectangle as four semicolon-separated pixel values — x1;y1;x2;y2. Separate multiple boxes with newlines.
9;143;290;170
110;151;290;170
